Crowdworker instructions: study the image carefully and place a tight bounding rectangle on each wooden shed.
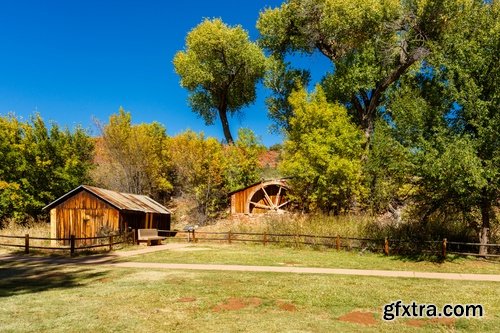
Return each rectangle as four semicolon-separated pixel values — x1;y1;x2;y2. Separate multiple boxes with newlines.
43;185;171;244
229;179;289;214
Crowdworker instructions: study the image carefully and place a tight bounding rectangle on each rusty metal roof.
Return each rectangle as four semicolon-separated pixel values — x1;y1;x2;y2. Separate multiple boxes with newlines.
43;185;171;214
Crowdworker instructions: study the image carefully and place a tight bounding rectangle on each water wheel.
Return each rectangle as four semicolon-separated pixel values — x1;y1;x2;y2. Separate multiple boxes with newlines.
247;181;290;214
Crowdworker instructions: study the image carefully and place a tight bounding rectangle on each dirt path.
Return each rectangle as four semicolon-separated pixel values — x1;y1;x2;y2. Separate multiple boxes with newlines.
0;246;499;281
107;262;500;282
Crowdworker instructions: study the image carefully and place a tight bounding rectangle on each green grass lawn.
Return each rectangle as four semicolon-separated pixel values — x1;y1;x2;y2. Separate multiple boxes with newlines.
124;243;500;274
0;259;498;332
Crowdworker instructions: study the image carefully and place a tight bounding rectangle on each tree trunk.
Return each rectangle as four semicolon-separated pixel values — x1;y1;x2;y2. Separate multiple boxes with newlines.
479;197;491;256
218;106;234;145
348;47;430;152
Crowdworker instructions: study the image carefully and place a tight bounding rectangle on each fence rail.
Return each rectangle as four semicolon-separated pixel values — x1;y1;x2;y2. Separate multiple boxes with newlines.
0;230;134;255
159;229;500;258
2;228;499;258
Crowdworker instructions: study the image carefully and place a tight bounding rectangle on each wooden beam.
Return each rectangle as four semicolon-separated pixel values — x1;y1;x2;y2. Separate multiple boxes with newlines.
250;201;273;210
261;186;276;209
277;201;290;209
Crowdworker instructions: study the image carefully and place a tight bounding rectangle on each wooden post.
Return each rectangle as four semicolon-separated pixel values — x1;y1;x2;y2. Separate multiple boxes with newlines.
192;230;197;243
384;237;389;256
263;232;267;246
442;238;447;258
109;235;113;251
25;234;29;254
70;235;75;256
336;235;340;251
131;229;136;245
228;230;232;244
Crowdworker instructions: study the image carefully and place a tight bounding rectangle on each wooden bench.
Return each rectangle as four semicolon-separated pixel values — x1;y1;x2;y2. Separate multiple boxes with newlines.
137;229;166;246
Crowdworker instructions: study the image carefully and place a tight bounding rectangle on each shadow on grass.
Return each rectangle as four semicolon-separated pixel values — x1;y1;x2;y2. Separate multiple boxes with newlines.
0;257;111;298
389;253;468;264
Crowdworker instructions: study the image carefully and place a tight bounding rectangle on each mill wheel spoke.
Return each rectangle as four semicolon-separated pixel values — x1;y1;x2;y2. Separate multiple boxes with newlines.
275;186;283;207
261;186;276;209
277;201;290;209
250;201;273;210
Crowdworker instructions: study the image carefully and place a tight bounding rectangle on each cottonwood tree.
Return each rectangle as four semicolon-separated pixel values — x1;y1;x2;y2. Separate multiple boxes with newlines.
264;56;310;133
174;19;266;144
257;0;458;146
429;0;499;255
383;0;500;254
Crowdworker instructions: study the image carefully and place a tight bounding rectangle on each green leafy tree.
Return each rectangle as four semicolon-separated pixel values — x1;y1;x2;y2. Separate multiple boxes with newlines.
382;0;499;253
280;86;364;213
169;131;228;220
174;19;266;144
264;56;310;133
257;0;459;144
0;114;94;225
224;128;265;191
428;0;499;254
169;129;265;221
363;120;412;218
94;108;173;201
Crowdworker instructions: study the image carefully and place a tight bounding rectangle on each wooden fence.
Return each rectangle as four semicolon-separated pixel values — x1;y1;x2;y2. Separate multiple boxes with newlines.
160;229;500;258
0;230;134;255
2;228;499;258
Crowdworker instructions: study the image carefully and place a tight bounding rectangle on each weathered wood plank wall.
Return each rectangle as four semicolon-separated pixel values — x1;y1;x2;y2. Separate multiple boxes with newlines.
51;191;119;244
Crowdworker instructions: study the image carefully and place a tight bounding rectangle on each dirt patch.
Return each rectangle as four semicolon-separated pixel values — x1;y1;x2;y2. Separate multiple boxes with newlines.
406;319;425;327
276;300;297;312
430;318;456;326
212;298;247;312
247;297;262;307
338;311;377;326
177;297;197;302
212;297;262;312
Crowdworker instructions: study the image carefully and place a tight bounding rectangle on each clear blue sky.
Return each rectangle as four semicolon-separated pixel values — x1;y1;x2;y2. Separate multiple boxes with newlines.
0;0;331;147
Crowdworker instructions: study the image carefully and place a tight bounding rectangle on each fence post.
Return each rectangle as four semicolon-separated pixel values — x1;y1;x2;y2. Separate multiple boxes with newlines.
70;235;75;256
25;234;29;254
192;230;197;243
442;238;447;258
228;230;232;244
132;229;136;245
336;235;340;251
384;237;389;256
263;232;267;246
109;235;113;251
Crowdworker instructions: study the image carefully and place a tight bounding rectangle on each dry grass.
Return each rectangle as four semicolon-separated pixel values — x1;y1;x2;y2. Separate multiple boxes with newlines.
0;220;51;237
0;221;51;251
200;213;374;237
0;221;131;255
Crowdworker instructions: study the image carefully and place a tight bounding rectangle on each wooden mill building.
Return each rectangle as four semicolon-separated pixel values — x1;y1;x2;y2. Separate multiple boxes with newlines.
43;185;171;243
229;179;289;214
